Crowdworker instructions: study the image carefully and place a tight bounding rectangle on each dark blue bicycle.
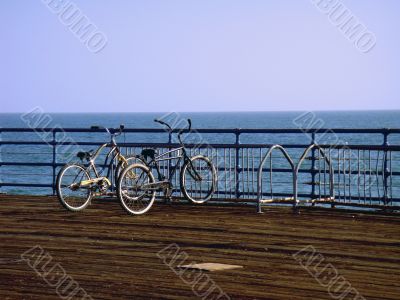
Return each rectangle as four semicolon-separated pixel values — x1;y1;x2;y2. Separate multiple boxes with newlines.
117;119;217;215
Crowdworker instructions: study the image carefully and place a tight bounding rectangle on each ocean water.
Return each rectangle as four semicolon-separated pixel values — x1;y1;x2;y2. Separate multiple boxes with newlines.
2;110;400;147
1;111;400;201
2;110;400;129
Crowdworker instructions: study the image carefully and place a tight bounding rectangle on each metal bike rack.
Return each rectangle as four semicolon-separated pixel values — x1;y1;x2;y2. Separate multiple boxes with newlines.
257;144;335;213
257;145;295;213
294;144;335;209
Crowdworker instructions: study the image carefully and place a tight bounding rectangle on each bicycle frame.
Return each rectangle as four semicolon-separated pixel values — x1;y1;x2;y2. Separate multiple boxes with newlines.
143;147;187;182
141;120;202;184
86;143;125;179
79;126;128;189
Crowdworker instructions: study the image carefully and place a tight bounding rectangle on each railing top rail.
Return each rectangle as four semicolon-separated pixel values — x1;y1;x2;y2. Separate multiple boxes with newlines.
1;140;400;150
1;127;400;134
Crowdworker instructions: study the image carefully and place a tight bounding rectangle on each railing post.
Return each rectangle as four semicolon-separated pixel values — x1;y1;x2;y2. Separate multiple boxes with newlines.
311;132;316;202
383;129;389;206
52;130;56;195
167;131;172;201
168;131;172;172
235;129;241;199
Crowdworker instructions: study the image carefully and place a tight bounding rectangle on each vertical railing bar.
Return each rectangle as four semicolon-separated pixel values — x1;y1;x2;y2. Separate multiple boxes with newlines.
223;148;227;199
215;148;219;199
231;147;234;199
328;147;332;203
196;148;198;197
328;147;335;208
260;148;263;200
226;147;229;199
168;132;176;198
324;148;327;199
342;149;348;203
343;149;346;202
211;147;214;199
311;133;316;200
202;147;206;199
358;149;361;202
362;149;368;204
199;148;202;200
241;148;245;199
243;148;246;199
269;151;273;199
246;148;248;199
383;131;389;206
318;149;321;201
349;149;352;200
224;148;227;199
363;150;366;204
230;148;233;199
368;150;372;204
227;148;230;199
235;131;240;199
343;149;347;202
338;149;342;201
191;147;194;199
52;131;56;195
243;148;245;199
168;132;172;185
376;150;381;200
247;148;250;199
177;146;180;198
174;146;178;198
389;150;393;205
251;148;255;198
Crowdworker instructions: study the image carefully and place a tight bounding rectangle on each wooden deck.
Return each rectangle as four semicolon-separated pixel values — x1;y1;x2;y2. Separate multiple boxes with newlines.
0;195;399;300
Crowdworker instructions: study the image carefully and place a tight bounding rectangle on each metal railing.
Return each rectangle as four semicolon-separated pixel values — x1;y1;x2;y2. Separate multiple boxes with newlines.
1;127;400;211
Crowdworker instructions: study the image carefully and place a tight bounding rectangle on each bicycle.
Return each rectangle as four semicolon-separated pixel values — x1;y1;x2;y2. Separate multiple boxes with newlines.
56;124;140;211
117;119;217;215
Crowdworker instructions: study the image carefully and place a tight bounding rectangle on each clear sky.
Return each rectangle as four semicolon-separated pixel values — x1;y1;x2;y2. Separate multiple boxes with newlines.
0;0;399;112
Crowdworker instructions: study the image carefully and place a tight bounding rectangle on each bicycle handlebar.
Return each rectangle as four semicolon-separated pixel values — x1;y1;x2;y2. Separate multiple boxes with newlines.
154;119;172;131
90;124;125;143
91;124;124;134
154;118;192;145
115;124;124;136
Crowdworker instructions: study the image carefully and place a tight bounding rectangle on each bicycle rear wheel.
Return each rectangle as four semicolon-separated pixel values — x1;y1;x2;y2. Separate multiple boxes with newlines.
180;155;216;204
117;163;156;215
56;164;92;211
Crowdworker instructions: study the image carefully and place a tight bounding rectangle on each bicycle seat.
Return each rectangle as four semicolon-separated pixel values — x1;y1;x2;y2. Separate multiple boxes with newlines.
141;148;157;160
77;150;94;161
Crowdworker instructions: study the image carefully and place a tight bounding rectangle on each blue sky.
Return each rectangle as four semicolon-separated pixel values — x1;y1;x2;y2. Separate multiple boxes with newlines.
0;0;399;112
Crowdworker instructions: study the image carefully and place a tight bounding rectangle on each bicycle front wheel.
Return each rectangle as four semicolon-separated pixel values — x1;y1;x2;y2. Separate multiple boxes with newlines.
180;155;216;204
117;163;156;215
115;155;146;183
56;164;92;212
